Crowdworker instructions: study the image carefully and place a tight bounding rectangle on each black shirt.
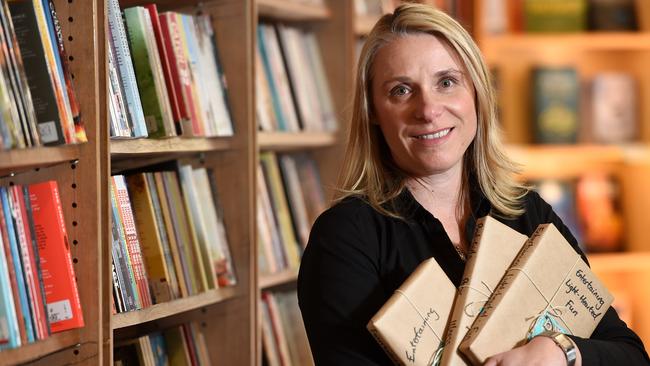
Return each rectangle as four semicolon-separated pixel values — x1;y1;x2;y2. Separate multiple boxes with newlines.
298;188;650;365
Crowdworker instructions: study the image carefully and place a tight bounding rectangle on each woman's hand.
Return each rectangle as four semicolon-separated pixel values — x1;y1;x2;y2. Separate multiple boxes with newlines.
483;335;581;366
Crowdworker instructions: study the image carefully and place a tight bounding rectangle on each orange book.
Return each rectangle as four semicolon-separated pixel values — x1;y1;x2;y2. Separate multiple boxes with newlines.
28;181;84;333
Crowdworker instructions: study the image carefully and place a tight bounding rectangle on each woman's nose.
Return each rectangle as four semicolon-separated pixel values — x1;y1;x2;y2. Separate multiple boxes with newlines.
414;90;444;122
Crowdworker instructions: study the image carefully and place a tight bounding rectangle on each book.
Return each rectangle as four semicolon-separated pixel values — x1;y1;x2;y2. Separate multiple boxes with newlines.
588;72;637;143
107;0;148;138
123;6;175;138
9;185;49;340
0;187;34;342
532;67;580;144
195;167;236;287
28;180;84;333
459;224;614;364
576;174;623;252
589;0;637;30
0;198;26;344
8;0;69;145
144;4;183;134
158;12;198;136
0;0;39;148
0;202;20;349
524;0;588;32
44;0;86;142
112;175;152;308
152;172;189;297
126;173;176;303
109;179;140;312
260;152;301;269
535;179;583;250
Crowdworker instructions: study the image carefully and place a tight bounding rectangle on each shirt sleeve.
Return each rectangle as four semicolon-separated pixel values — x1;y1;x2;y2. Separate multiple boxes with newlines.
531;191;650;365
297;202;393;365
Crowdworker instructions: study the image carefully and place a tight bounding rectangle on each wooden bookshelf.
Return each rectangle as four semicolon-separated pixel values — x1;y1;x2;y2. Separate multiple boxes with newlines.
506;144;627;179
112;287;239;330
0;144;81;176
258;131;339;150
481;33;650;61
257;0;331;21
0;332;82;365
259;269;299;289
589;251;650;345
110;137;234;156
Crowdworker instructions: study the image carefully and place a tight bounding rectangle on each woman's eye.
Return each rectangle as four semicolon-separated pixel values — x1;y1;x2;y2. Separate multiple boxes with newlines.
390;86;410;97
440;77;457;89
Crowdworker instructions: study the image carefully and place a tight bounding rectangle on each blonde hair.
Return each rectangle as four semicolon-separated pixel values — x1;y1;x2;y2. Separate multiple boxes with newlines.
334;3;527;217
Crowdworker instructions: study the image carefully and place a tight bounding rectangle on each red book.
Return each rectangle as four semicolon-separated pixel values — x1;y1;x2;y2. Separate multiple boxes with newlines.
28;181;84;333
144;4;183;132
10;186;49;340
112;176;152;308
0;201;27;344
158;12;203;136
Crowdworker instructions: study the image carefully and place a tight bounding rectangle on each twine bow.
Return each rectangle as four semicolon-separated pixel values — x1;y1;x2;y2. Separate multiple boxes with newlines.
510;256;581;340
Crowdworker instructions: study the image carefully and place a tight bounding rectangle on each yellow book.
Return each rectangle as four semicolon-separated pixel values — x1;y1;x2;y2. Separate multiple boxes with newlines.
260;152;301;269
126;173;176;303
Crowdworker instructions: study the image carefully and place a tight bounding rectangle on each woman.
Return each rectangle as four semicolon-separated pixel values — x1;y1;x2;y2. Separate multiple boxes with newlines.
297;3;649;366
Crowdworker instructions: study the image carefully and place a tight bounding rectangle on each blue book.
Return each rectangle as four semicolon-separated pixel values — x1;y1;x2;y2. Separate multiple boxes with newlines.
107;0;148;138
257;26;288;131
0;187;34;343
148;331;169;366
0;202;20;349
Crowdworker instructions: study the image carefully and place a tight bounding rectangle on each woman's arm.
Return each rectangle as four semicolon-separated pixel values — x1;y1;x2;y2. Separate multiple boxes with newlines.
297;202;392;365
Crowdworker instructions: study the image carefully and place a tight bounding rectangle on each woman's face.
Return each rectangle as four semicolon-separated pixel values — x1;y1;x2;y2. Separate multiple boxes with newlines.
371;33;477;178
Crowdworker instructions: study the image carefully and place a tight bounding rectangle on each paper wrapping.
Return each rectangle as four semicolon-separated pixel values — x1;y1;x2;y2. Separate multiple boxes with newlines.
440;216;528;366
368;258;456;366
459;223;614;365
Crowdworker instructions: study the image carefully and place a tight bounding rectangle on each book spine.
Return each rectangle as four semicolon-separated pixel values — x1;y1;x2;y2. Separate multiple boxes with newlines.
0;201;20;349
45;0;86;142
0;201;26;345
177;164;212;290
8;0;65;145
28;181;84;332
107;42;133;137
158;13;200;136
144;4;183;134
459;224;547;364
0;1;38;147
9;186;47;339
37;0;76;144
123;7;163;137
139;7;175;137
113;175;152;308
106;0;148;138
126;173;174;304
145;173;180;299
178;14;209;136
0;187;34;342
153;172;188;298
109;181;139;311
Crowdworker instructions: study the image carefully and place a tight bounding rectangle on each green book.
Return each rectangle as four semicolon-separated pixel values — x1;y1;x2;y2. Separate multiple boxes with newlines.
525;0;587;32
124;7;174;138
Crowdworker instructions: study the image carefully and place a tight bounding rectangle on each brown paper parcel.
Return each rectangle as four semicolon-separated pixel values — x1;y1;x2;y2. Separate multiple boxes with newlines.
368;257;456;366
459;223;613;365
440;216;528;366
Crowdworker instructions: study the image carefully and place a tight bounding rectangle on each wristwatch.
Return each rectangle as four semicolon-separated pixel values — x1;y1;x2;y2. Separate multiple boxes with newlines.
536;331;577;366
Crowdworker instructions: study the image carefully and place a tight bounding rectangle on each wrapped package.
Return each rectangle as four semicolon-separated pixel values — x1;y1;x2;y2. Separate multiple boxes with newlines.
368;258;455;365
460;223;613;365
440;216;528;366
